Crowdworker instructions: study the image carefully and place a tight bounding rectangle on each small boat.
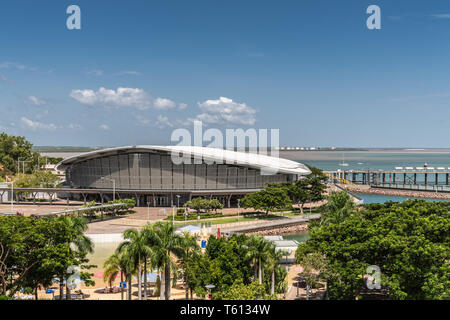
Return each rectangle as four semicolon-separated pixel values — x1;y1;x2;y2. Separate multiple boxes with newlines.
339;154;349;167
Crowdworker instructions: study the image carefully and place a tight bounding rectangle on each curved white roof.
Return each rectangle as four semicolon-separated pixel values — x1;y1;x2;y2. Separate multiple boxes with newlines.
56;145;311;176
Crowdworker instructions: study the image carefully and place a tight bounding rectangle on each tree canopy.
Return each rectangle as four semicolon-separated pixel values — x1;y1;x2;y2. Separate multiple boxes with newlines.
296;197;450;300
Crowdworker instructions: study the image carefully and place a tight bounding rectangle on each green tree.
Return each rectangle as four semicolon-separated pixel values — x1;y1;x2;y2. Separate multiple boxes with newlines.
321;190;356;225
297;200;450;300
240;187;292;215
177;232;201;299
0;132;42;175
214;280;278;300
116;228;153;300
103;251;134;300
145;222;183;300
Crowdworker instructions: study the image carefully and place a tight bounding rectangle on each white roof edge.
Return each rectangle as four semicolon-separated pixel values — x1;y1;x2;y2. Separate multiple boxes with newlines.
56;145;311;176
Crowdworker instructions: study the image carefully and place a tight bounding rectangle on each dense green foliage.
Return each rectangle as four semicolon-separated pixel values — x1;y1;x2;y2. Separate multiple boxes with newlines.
267;165;327;213
0;132;61;177
185;198;224;214
240;187;292;214
14;171;61;188
214;280;278;300
0;216;95;299
296;195;450;300
184;234;286;299
80;198;136;220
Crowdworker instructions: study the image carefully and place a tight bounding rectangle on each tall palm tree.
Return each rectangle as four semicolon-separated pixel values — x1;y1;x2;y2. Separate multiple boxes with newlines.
116;228;152;300
103;251;133;300
246;235;272;284
59;216;94;300
145;222;183;300
267;246;289;295
177;232;200;299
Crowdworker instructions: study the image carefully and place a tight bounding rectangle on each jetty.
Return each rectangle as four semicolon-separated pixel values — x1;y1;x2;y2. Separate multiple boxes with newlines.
326;168;450;193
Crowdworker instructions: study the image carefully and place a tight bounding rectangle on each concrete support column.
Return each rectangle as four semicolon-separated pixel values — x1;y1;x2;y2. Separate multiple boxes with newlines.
67;197;70;206
404;173;407;185
393;173;396;184
414;173;417;184
382;173;386;184
446;174;449;185
435;173;439;185
425;174;428;185
82;193;87;205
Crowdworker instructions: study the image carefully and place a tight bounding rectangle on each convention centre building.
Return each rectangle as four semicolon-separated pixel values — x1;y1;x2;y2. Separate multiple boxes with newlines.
56;145;311;207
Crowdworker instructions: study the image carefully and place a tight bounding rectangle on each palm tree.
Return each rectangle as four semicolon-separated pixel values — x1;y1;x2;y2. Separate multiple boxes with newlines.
267;246;289;295
145;222;183;300
116;228;153;300
178;232;200;299
321;190;356;225
103;251;133;300
246;235;272;284
59;216;94;300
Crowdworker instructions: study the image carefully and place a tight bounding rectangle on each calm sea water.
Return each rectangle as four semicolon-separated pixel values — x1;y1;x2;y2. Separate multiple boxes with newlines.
280;150;450;171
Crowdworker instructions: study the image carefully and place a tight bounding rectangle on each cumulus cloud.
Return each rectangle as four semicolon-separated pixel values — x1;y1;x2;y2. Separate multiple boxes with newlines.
27;96;46;106
195;97;257;126
179;103;188;110
153;97;176;110
70;87;151;110
99;124;110;130
20;117;57;131
156;115;173;128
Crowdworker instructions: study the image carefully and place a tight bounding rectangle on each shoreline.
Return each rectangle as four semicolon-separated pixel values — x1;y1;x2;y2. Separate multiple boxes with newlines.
243;223;309;236
340;184;450;200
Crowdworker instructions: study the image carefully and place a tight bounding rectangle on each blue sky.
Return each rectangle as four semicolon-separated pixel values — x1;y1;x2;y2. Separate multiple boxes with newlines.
2;0;450;148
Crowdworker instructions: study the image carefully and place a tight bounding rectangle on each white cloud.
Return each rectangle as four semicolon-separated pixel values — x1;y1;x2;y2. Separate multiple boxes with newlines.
179;103;188;110
20;117;57;131
153;97;176;110
99;124;110;130
86;69;104;76
195;96;257;126
431;13;450;19
0;62;26;70
27;96;46;106
156;115;173;128
68;123;83;130
70;87;151;110
117;70;141;76
0;62;37;71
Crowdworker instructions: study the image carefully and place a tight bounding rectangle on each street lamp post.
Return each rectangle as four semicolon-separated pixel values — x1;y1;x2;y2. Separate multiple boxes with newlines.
237;198;240;223
205;284;215;300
